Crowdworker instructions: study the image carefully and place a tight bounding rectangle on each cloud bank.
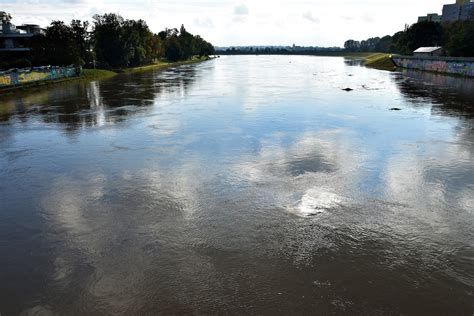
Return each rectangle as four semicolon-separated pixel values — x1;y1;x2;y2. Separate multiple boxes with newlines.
2;0;449;46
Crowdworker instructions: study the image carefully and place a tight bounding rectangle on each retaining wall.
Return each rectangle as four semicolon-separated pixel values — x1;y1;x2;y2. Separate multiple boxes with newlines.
0;66;80;89
391;56;474;77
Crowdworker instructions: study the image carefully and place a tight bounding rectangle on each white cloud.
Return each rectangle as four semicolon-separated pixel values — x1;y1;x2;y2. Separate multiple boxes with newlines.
302;11;319;23
1;0;450;46
234;4;249;15
194;17;214;29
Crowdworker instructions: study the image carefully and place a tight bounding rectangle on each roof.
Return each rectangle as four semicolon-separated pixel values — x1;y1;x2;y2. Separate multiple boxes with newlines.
414;47;443;53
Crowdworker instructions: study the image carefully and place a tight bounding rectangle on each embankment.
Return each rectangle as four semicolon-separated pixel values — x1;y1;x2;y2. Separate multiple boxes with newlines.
0;56;212;94
363;53;396;71
391;56;474;77
0;66;80;92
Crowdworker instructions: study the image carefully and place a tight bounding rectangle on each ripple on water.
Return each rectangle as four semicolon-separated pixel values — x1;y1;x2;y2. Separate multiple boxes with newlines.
292;188;343;217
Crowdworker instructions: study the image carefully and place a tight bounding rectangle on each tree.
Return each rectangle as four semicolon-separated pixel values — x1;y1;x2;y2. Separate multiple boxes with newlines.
404;21;444;52
444;20;474;57
164;36;183;61
92;13;129;68
44;21;80;66
344;40;360;52
70;20;91;66
375;35;393;53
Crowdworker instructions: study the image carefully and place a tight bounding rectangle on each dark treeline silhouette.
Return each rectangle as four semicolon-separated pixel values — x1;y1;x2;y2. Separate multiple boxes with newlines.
1;13;214;70
216;46;344;55
344;19;474;57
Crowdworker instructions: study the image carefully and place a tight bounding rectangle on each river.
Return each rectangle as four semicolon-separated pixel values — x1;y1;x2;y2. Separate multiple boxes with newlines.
1;56;473;315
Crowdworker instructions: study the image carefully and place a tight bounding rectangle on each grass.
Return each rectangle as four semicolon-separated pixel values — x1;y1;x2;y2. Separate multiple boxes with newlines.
115;56;212;74
81;68;117;80
1;56;212;94
362;53;397;71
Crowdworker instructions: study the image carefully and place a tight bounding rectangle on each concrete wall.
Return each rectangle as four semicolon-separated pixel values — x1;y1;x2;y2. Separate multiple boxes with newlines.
0;66;79;88
392;56;474;77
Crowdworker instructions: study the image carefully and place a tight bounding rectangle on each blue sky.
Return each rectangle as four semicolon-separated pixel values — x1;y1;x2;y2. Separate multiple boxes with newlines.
1;0;451;46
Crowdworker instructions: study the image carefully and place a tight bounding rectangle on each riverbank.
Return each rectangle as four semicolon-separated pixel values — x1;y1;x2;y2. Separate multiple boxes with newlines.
0;56;212;95
362;53;396;71
391;55;474;77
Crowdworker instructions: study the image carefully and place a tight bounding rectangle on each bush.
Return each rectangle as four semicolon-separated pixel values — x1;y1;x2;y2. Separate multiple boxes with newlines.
0;61;9;71
11;59;32;69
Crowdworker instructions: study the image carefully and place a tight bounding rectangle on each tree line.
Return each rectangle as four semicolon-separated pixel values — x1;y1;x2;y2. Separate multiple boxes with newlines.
216;46;344;55
344;19;474;57
4;13;214;69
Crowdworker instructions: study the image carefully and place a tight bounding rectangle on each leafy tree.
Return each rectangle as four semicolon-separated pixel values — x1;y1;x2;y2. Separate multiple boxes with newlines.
70;20;90;65
375;35;393;53
344;40;360;52
44;21;81;66
164;36;183;61
444;21;474;57
404;21;444;52
92;13;129;68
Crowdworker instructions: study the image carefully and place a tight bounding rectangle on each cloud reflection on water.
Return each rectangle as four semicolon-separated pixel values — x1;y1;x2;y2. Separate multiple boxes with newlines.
1;56;473;314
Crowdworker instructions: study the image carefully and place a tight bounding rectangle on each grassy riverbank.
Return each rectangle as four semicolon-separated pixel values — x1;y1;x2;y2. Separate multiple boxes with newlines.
116;56;212;74
0;57;212;95
362;53;396;71
83;56;212;78
81;69;118;80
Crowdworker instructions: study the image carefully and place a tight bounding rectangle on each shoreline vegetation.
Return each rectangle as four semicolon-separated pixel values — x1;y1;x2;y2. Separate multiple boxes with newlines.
0;56;212;95
0;12;215;93
362;53;396;71
0;53;392;95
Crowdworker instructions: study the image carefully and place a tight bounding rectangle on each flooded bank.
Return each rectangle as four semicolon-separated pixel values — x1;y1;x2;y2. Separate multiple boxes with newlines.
0;56;473;315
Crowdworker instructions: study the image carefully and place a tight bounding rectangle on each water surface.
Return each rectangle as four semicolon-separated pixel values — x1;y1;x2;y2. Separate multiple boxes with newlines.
1;56;473;315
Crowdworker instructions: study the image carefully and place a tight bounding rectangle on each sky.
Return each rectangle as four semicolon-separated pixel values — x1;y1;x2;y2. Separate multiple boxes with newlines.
1;0;452;47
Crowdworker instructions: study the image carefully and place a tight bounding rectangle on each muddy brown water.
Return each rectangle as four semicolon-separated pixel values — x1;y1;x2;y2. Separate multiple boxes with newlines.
0;56;473;315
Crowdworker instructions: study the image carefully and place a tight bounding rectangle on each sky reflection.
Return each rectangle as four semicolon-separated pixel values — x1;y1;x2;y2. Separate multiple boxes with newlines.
0;56;473;314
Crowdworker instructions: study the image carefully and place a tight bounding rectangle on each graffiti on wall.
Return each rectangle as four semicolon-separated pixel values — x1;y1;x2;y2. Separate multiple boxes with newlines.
392;57;474;77
0;75;12;86
0;66;79;88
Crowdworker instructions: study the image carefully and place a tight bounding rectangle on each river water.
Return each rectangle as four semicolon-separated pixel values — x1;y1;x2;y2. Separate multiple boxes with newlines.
0;56;473;315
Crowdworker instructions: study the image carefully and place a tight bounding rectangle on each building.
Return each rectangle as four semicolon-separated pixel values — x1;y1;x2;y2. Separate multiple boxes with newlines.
413;47;444;57
442;0;474;22
0;12;42;53
418;13;442;23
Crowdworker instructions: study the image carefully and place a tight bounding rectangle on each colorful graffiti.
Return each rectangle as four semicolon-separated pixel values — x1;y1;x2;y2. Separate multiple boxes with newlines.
392;57;474;77
0;66;79;89
0;75;12;87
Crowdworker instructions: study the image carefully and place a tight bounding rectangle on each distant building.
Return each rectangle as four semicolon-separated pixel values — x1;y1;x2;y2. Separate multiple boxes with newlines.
418;13;442;23
413;47;444;57
0;12;43;52
442;0;474;22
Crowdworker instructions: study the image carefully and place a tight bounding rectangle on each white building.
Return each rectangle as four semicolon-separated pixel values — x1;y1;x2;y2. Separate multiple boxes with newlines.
413;47;444;57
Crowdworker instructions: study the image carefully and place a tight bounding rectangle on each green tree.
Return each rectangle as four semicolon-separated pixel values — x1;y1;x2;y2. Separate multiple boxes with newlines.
45;21;80;66
404;21;444;53
164;36;183;61
70;20;90;66
344;40;360;52
444;21;474;57
92;13;129;68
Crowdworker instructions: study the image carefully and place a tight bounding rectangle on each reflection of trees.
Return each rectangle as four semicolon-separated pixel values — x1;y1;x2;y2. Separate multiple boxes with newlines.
0;65;198;132
393;69;474;119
